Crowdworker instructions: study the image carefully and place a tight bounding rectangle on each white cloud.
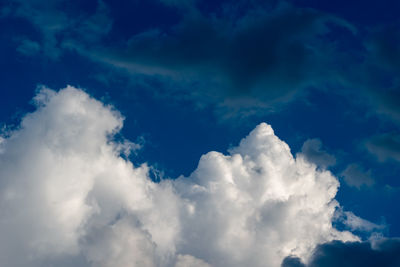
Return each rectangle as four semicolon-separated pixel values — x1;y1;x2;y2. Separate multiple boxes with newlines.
0;86;365;267
341;211;384;232
174;124;357;266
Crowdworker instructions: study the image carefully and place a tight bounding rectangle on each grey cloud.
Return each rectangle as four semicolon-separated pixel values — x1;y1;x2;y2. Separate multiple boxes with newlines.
282;238;400;267
3;0;369;119
365;133;400;162
100;6;352;108
299;138;336;169
5;0;70;58
367;25;400;73
157;0;197;9
16;39;41;56
360;24;400;124
2;0;112;59
62;1;356;118
366;86;400;124
340;163;374;189
5;0;400;125
282;256;306;267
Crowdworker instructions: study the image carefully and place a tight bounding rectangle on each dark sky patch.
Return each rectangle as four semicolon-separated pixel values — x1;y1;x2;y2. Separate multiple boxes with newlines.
282;239;400;267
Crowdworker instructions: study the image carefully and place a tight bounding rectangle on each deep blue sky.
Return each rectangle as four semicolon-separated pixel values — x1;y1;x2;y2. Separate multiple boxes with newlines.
1;0;400;258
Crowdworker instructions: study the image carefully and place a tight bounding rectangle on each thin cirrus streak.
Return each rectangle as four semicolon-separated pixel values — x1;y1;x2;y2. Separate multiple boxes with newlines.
0;86;362;267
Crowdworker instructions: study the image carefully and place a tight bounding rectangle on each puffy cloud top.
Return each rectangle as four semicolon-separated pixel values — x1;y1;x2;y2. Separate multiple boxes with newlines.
0;86;360;266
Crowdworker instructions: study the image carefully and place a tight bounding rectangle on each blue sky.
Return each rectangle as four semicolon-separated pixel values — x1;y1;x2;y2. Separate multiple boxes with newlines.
1;0;400;266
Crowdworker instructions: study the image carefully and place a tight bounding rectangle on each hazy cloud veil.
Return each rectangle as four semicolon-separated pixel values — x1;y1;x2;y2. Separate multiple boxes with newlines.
0;86;363;266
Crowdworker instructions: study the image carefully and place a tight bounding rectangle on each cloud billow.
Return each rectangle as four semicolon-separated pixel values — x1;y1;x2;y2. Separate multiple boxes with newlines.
0;86;377;267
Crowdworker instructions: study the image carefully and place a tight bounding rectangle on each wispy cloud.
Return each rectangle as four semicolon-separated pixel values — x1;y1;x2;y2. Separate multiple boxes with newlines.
365;133;400;162
298;138;336;169
340;163;375;189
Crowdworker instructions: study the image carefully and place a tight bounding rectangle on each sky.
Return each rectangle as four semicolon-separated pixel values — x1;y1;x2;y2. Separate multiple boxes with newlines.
0;0;400;266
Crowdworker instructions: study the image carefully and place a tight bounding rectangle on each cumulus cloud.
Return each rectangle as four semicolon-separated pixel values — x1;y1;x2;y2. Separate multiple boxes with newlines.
0;86;180;266
298;138;336;169
0;86;369;266
174;123;359;266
